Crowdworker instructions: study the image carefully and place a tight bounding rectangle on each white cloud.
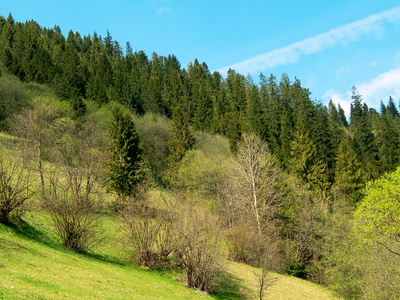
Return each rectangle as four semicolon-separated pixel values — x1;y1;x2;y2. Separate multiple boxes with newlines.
324;67;400;117
218;6;400;75
358;67;400;104
324;90;352;118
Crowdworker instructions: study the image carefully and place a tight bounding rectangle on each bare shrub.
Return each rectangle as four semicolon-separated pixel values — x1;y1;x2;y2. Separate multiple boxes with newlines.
172;203;223;293
227;225;283;270
41;117;107;253
42;175;101;253
0;153;35;224
121;191;174;269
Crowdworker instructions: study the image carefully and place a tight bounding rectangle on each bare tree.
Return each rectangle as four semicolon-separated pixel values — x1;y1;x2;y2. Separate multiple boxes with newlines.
254;265;277;300
231;133;282;235
13;97;58;196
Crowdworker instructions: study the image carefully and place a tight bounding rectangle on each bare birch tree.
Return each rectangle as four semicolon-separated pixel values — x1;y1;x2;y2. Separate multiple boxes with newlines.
231;133;282;235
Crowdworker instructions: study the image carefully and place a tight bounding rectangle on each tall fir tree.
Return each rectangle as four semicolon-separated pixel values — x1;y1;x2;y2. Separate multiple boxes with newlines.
350;87;380;179
108;107;145;196
333;140;365;205
165;104;195;186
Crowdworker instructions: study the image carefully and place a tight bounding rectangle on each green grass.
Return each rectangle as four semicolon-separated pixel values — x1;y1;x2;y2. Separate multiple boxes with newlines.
0;212;213;299
0;210;342;299
0;210;343;299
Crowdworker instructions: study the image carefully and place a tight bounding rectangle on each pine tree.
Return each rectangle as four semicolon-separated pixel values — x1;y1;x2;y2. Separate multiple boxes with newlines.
387;96;399;119
108;107;145;196
260;73;281;158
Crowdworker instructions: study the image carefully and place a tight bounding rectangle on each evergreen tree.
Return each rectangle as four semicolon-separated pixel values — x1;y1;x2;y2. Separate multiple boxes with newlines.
350;87;380;178
108;107;145;196
278;73;294;168
143;52;164;114
289;125;328;193
210;79;230;136
380;100;387;116
376;113;400;171
161;54;182;117
259;73;281;158
387;96;399;119
334;140;365;204
337;104;348;128
247;84;264;136
165;105;195;185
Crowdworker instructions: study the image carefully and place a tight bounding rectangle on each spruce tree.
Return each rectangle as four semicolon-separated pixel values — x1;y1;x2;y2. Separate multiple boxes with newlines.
350;87;380;178
334;140;365;204
108;107;145;196
165;104;195;185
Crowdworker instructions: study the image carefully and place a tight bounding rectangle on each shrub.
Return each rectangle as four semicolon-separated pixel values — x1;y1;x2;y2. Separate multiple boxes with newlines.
0;153;35;224
121;190;174;269
172;204;223;293
42;175;101;253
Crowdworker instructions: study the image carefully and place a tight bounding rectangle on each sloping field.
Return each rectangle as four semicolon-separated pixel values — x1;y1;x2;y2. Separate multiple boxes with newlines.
0;212;341;300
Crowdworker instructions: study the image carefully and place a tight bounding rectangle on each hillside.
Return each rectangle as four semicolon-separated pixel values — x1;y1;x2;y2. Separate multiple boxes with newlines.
0;212;341;299
1;14;400;300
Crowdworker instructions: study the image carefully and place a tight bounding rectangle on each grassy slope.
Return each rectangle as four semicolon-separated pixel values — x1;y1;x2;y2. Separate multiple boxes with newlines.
0;211;342;300
0;212;207;300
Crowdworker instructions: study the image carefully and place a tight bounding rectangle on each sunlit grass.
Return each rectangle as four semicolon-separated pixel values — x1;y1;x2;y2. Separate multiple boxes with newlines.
0;212;211;299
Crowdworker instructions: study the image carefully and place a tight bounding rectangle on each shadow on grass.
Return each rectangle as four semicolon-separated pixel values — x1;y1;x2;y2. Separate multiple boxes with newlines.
5;218;64;252
2;214;132;268
210;270;248;300
85;252;131;267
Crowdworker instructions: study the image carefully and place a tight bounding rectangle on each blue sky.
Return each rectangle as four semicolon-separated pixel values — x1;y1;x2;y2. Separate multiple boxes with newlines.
2;0;400;115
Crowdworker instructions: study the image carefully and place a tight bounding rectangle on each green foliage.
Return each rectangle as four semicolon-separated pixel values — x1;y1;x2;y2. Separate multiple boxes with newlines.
134;113;171;184
0;68;30;129
321;209;364;299
354;166;400;255
176;132;230;198
108;107;146;196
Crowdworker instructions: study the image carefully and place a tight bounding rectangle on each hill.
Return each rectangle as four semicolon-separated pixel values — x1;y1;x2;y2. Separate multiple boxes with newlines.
0;211;341;299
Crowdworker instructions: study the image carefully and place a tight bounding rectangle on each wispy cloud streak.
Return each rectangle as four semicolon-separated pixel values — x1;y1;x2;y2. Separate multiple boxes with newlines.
156;7;171;13
219;6;400;74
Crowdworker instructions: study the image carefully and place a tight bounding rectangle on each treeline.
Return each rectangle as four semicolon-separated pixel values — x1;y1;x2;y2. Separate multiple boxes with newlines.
1;13;400;299
1;13;399;193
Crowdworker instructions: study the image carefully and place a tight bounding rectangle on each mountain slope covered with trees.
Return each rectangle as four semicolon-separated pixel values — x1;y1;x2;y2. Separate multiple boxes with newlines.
1;13;400;299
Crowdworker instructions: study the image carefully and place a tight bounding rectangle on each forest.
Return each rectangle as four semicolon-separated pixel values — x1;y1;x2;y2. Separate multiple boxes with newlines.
1;13;400;299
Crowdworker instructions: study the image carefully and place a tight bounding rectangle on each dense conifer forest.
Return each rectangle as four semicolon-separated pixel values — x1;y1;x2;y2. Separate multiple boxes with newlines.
1;13;400;299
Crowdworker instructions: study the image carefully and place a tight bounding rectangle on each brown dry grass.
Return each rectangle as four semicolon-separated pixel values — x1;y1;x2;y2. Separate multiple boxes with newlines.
225;260;342;300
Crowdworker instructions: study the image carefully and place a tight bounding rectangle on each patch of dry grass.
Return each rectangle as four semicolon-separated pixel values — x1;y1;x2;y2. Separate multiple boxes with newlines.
225;260;342;300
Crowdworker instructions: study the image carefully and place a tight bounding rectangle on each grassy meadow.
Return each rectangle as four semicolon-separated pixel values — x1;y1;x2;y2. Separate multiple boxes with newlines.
0;209;342;299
